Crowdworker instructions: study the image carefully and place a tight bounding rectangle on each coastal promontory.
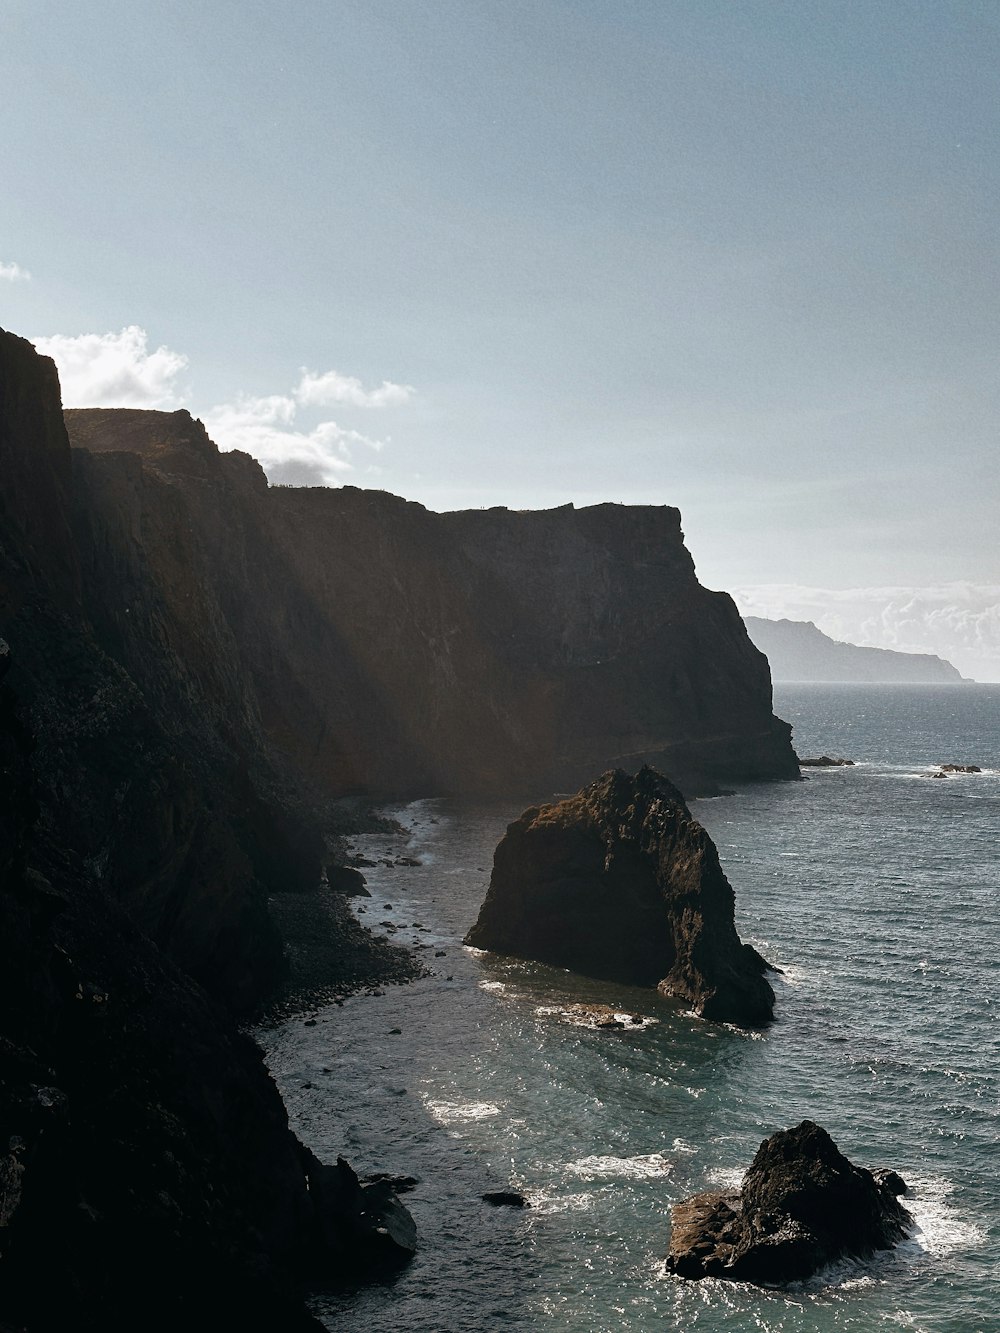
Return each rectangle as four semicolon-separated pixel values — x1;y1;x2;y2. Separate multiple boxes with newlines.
464;767;775;1026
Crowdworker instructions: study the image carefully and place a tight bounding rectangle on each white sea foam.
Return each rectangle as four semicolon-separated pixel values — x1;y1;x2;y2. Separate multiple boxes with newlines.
721;1022;765;1039
705;1165;744;1191
534;1003;656;1030
524;1188;595;1214
773;963;810;987
564;1152;672;1181
900;1174;986;1256
423;1098;501;1125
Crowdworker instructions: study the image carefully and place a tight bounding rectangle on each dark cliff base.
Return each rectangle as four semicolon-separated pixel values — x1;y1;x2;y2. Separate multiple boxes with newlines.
465;767;775;1026
0;649;420;1330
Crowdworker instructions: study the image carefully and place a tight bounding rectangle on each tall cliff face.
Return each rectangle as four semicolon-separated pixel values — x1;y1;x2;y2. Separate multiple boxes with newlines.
0;332;420;1327
0;335;327;1012
65;408;797;798
440;504;795;790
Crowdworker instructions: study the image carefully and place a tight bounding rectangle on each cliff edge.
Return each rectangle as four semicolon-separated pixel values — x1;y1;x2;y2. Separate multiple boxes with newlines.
65;408;798;797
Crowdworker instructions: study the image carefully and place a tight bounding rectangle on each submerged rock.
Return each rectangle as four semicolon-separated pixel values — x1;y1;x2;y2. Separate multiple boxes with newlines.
482;1190;530;1208
464;767;774;1026
666;1121;912;1285
938;763;982;774
798;755;855;767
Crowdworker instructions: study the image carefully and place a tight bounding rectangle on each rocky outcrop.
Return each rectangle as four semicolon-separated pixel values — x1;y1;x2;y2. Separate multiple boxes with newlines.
464;767;775;1025
65;408;798;797
666;1121;912;1284
798;755;855;767
744;616;968;683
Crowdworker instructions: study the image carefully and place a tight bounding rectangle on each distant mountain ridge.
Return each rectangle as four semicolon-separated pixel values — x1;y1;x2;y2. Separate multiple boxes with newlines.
744;616;969;683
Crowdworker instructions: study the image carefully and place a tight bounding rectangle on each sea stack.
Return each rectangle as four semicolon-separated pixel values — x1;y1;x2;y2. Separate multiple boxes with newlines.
666;1121;913;1284
464;767;774;1026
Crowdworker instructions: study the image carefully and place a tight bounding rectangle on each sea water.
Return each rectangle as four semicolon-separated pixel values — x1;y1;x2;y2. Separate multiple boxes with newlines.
260;684;1000;1332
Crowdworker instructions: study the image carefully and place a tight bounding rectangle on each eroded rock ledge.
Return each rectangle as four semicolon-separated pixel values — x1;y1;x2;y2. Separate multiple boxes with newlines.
464;766;775;1026
666;1121;912;1285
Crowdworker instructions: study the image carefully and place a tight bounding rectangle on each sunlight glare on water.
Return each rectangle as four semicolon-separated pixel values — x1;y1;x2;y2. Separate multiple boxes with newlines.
260;685;1000;1333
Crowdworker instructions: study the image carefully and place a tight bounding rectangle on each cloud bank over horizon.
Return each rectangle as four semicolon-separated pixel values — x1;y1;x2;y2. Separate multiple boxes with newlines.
32;327;411;486
34;327;189;409
734;583;1000;682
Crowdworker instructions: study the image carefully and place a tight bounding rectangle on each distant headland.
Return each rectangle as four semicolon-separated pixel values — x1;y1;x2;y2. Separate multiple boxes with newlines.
744;615;971;684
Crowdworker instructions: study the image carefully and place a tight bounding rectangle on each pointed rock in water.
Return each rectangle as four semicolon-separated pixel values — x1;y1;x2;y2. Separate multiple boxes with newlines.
666;1121;912;1285
464;766;774;1026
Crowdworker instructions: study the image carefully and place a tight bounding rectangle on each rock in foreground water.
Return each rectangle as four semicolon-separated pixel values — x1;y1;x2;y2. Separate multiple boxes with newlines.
666;1121;913;1284
464;767;774;1025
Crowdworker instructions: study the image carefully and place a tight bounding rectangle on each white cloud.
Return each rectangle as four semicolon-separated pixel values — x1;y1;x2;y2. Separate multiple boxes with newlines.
203;393;386;487
733;582;1000;681
33;325;412;486
295;368;414;409
0;261;31;281
34;326;188;408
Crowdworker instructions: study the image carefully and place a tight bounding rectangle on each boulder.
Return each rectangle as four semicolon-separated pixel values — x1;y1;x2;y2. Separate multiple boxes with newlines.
938;763;981;773
666;1121;912;1284
464;767;774;1026
326;864;371;896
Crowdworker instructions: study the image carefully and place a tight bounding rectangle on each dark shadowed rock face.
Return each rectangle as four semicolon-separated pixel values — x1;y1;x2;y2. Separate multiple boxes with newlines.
0;637;416;1330
464;767;775;1026
0;328;421;1327
1;332;418;1015
666;1121;913;1285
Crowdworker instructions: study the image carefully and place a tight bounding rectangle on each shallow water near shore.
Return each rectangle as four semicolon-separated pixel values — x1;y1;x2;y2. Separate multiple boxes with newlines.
260;684;1000;1332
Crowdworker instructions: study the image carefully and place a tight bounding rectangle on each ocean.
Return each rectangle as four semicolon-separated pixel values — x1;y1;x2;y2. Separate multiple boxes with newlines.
260;684;1000;1332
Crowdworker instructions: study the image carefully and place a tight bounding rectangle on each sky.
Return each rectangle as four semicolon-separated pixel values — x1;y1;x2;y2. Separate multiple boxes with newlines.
1;1;998;678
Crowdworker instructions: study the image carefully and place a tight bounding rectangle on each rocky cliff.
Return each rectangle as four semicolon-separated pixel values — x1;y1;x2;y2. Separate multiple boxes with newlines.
65;409;798;797
1;325;796;1325
0;330;418;1327
744;616;968;684
464;767;775;1025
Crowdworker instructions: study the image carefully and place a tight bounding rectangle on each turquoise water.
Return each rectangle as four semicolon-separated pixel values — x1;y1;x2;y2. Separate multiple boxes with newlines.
261;685;1000;1332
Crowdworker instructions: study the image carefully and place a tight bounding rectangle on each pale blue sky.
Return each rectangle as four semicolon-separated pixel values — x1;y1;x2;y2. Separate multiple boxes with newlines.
2;1;998;674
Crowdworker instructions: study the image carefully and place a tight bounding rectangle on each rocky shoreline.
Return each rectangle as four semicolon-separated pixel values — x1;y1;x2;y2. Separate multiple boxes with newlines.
0;324;801;1328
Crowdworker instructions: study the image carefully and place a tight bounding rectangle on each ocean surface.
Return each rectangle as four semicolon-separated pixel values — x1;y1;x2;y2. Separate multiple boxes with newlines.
259;684;1000;1332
